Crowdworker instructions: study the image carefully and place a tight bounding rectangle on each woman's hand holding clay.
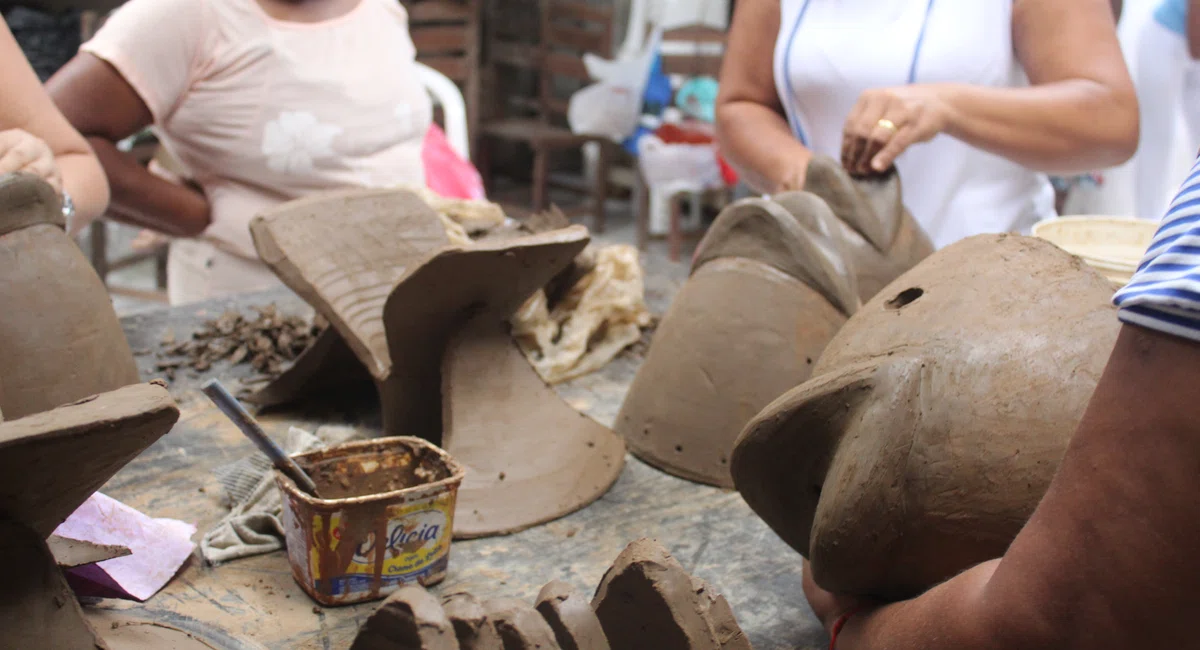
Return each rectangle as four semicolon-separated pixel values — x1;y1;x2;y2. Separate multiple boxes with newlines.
802;558;875;634
841;84;953;177
0;128;63;193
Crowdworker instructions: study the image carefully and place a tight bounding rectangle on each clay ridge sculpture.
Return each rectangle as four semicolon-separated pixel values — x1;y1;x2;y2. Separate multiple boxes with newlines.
616;155;933;488
249;191;625;538
732;234;1120;599
0;173;140;420
351;538;751;650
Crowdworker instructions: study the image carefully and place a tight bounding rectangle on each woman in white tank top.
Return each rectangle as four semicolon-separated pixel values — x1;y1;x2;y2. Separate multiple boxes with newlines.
716;0;1137;249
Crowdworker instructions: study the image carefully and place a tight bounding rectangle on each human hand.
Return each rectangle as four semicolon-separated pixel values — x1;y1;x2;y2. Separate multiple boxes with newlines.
841;84;952;177
802;558;874;633
0;128;62;193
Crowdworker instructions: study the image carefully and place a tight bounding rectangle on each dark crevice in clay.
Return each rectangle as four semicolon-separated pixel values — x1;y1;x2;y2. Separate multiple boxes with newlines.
885;287;924;310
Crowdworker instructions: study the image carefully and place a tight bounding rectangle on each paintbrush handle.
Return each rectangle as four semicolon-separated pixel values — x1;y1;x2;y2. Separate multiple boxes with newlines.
200;379;322;498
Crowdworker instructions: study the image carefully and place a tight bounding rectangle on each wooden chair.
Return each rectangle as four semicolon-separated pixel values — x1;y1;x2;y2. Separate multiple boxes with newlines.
403;0;482;160
478;0;617;232
634;23;728;262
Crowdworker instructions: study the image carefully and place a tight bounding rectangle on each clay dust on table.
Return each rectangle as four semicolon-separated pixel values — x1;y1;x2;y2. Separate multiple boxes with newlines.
151;305;324;383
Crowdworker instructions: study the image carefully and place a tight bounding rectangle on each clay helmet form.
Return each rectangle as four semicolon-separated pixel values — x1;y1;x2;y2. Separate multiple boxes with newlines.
0;173;140;420
614;155;933;488
731;234;1120;600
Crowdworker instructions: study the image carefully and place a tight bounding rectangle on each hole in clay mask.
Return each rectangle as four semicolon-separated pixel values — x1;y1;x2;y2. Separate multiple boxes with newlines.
885;287;924;310
675;445;684;453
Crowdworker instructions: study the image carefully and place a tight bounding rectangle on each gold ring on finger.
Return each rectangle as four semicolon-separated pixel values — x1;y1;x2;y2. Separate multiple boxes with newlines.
877;118;898;132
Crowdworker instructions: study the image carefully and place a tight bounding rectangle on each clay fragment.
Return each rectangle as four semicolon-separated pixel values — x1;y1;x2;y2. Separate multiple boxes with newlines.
591;539;717;650
483;597;561;650
47;534;132;568
535;581;610;650
0;382;180;538
0;172;139;420
350;585;459;650
443;592;503;650
732;234;1120;599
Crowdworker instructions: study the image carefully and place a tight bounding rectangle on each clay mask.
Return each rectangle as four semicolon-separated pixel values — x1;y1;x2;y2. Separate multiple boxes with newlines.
732;234;1120;599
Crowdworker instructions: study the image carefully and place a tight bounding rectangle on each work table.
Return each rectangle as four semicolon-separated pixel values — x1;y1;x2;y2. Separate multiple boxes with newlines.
100;288;825;649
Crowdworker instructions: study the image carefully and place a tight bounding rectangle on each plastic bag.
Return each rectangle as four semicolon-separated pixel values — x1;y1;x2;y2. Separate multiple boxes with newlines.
637;135;723;187
569;28;663;141
422;123;485;200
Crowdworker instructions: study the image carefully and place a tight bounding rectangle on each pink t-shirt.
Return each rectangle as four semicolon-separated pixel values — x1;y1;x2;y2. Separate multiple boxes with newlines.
83;0;431;259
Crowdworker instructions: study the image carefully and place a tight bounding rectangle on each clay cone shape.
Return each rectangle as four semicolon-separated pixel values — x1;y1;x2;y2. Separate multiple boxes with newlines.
0;382;180;538
443;592;504;650
732;234;1120;599
483;597;562;649
0;173;140;420
436;305;624;538
591;539;751;650
248;187;450;416
535;581;610;650
351;585;459;650
615;178;917;487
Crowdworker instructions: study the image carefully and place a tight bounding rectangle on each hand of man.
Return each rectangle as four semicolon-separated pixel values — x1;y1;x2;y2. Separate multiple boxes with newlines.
841;84;952;177
0;128;62;193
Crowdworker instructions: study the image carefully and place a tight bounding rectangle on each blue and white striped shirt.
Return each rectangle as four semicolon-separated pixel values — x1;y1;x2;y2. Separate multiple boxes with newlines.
1114;155;1200;342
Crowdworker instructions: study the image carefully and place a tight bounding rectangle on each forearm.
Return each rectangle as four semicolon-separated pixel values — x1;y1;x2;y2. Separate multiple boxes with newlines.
715;101;812;193
89;137;209;236
57;150;110;231
936;80;1137;175
1189;0;1200;58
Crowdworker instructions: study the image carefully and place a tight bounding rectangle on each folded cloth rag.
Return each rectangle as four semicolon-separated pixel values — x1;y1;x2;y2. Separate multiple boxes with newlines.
199;425;361;565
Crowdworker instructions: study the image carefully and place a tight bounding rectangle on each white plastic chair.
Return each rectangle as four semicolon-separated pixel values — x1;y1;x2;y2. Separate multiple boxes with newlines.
415;61;470;160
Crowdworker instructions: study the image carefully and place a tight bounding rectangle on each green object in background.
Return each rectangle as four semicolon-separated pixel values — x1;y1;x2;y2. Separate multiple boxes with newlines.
675;76;719;123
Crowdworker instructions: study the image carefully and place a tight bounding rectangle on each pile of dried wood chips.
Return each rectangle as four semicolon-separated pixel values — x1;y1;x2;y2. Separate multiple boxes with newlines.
155;305;323;381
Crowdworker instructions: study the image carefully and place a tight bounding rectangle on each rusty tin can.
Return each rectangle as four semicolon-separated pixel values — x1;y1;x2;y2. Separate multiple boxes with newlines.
276;437;465;606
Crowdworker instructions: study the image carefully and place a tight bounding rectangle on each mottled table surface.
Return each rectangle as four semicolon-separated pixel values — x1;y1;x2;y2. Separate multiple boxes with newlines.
98;286;826;650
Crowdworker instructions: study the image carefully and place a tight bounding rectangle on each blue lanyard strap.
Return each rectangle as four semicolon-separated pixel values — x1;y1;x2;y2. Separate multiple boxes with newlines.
782;0;936;147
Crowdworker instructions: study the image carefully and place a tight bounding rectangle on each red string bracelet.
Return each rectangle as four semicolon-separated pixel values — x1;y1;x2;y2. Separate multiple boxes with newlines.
828;606;862;650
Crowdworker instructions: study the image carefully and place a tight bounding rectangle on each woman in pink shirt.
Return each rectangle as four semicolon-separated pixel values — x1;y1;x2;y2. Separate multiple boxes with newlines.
48;0;432;304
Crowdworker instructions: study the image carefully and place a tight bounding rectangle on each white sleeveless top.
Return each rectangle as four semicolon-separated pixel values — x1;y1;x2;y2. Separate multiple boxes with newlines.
773;0;1055;248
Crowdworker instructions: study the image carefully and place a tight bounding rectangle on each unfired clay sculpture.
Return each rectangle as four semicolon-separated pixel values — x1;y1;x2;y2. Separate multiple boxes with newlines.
0;173;140;420
0;382;184;650
350;539;749;650
616;156;933;487
251;191;625;538
732;234;1120;599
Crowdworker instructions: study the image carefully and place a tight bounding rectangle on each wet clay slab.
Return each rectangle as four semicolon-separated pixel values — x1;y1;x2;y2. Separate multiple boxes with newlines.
591;539;749;650
443;592;503;649
248;188;449;413
0;382;180;537
732;234;1120;599
441;314;625;538
351;586;459;650
616;156;932;488
535;581;610;650
0;173;139;420
380;228;592;442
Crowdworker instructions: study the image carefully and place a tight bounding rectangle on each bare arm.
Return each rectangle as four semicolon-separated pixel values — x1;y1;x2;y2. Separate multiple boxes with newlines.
940;0;1137;174
820;324;1200;650
47;53;210;237
714;0;812;193
0;19;109;225
1188;0;1200;58
847;0;1137;176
